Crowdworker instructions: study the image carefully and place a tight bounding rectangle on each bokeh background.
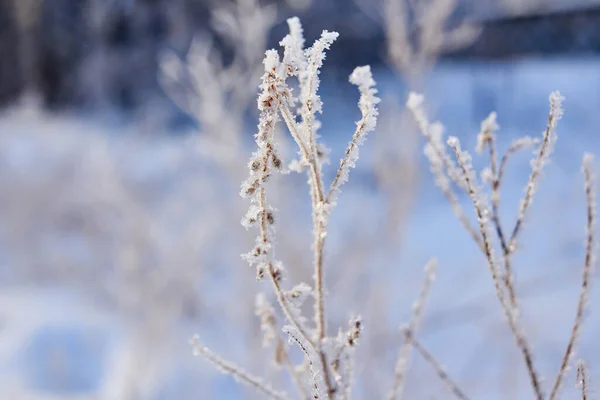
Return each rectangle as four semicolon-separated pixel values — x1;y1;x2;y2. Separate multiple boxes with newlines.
0;0;599;399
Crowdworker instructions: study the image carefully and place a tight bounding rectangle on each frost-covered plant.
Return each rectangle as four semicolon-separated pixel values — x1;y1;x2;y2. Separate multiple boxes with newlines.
191;17;379;399
407;91;597;400
187;15;598;399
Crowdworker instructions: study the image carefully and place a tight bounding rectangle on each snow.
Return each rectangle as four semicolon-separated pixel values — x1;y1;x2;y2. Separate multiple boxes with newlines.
1;56;599;399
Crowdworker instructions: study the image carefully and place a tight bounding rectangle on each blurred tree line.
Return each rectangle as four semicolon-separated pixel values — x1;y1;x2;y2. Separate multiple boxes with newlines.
1;0;600;112
0;0;214;110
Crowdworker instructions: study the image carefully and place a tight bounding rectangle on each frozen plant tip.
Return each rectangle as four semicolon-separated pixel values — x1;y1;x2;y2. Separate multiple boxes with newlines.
326;65;380;207
476;112;499;154
406;92;484;251
510;91;564;249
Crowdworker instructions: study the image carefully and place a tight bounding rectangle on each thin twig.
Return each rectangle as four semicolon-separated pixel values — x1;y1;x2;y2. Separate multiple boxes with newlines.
496;136;540;195
258;189;310;340
411;336;471;400
439;174;486;252
389;259;437;400
407;93;484;252
284;325;327;399
257;186;330;397
448;137;543;400
190;336;288;400
279;347;311;400
325;66;379;206
256;293;310;400
480;117;519;312
577;360;589;400
280;69;334;400
280;101;327;342
508;92;563;250
279;38;339;400
549;154;596;400
280;102;311;159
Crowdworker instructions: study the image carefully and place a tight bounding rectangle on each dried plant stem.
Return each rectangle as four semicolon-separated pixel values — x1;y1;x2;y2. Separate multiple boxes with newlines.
284;325;327;399
509;93;563;250
190;336;288;400
549;155;596;400
407;96;484;251
486;138;519;311
429;142;485;251
312;207;332;398
577;360;588;400
280;102;333;398
280;103;310;157
326;130;362;202
441;179;485;252
279;345;311;400
313;220;327;338
411;337;471;400
279;103;327;342
257;186;331;398
326;94;377;204
496;137;540;192
258;188;308;341
448;138;543;400
297;37;331;348
268;264;312;351
389;259;436;400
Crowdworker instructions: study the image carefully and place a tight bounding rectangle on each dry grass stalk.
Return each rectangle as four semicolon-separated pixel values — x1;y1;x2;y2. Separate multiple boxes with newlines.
485;132;541;311
389;259;437;400
256;293;312;399
189;335;288;400
509;92;564;251
407;93;485;252
549;154;596;400
447;135;543;400
411;336;471;400
284;325;327;399
577;360;589;400
475;112;518;309
329;317;362;400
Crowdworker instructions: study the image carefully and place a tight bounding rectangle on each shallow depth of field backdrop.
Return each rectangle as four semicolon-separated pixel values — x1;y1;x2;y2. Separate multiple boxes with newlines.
0;0;599;399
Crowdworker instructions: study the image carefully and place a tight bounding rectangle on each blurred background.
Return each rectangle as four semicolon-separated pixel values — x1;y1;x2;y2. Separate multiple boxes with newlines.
0;0;599;399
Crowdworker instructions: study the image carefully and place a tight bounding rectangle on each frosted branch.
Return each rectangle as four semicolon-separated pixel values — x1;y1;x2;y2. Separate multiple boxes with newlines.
190;335;288;400
448;136;543;400
549;154;596;400
326;66;380;207
509;91;564;250
389;259;436;400
283;325;327;399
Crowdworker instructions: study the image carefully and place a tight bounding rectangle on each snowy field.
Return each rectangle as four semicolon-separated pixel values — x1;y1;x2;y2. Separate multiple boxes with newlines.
0;56;599;399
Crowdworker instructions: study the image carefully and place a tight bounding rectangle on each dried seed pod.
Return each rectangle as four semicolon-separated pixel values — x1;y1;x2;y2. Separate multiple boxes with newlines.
266;211;275;225
272;154;282;170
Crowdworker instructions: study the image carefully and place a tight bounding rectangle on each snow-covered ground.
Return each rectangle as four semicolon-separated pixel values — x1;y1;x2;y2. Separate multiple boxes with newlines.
0;56;599;399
